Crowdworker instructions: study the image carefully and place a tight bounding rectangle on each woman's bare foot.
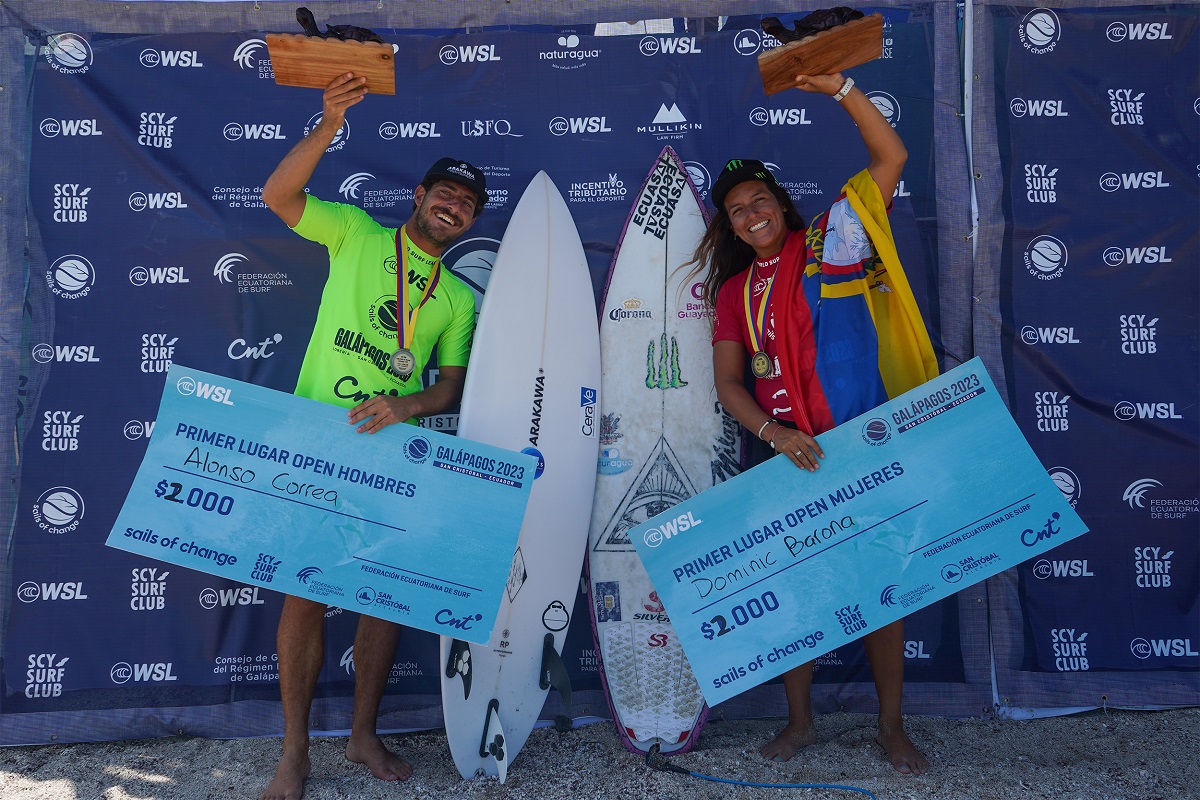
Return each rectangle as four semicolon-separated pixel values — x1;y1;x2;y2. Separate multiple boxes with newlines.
877;718;929;775
345;733;413;781
760;722;818;762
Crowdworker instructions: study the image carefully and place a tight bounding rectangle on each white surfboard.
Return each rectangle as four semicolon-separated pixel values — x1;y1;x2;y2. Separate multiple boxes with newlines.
587;147;741;755
441;171;601;780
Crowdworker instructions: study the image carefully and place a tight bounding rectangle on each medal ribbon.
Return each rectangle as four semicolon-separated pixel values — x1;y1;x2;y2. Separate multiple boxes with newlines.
396;226;442;352
743;258;776;357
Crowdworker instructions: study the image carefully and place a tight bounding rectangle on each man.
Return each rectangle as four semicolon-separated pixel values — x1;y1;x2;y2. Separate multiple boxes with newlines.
259;73;485;800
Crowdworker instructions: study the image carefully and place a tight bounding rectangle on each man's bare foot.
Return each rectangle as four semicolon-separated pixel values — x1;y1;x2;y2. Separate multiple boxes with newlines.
345;733;413;781
760;722;817;762
259;752;310;800
877;718;929;775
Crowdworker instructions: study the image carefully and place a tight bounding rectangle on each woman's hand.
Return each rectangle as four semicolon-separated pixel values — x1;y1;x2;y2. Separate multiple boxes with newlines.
769;424;825;472
793;72;845;96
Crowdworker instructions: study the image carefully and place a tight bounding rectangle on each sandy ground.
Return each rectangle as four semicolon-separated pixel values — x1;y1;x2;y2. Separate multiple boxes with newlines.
1;708;1197;800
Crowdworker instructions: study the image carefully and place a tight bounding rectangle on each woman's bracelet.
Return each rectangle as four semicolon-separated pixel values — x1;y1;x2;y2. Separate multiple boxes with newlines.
756;418;775;440
768;424;783;450
832;76;855;102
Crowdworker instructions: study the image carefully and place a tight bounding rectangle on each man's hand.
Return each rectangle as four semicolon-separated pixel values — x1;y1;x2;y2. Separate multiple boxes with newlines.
320;72;367;131
348;394;419;434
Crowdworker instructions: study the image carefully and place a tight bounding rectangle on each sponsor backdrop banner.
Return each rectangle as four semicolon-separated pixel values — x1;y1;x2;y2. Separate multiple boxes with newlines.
4;5;1195;743
987;5;1199;710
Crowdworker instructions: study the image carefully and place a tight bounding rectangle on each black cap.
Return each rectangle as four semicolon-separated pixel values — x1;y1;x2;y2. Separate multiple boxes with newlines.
423;158;488;206
711;159;779;209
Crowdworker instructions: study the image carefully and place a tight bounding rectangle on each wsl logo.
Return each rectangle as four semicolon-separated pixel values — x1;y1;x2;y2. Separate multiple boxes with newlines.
643;511;702;547
867;91;901;127
439;43;501;65
40;118;103;137
18;581;88;602
32;486;85;534
1113;400;1182;421
303;113;348;151
224;121;287;141
130;265;189;286
176;375;235;406
1032;558;1093;579
129;190;189;212
549;115;612;136
123;419;155;440
1099;171;1171;191
340;172;374;200
140;48;204;68
111;661;178;683
639;36;702;56
1023;235;1067;280
47;254;95;300
1048;466;1080;508
1021;325;1078;345
379;120;442;139
1130;637;1197;660
1009;97;1068;117
1018;9;1062;54
1107;21;1173;42
45;33;93;74
752;106;812;127
1102;244;1171;266
31;343;99;364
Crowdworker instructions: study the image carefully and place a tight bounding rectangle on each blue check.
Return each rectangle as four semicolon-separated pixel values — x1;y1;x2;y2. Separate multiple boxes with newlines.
631;358;1088;705
107;365;535;644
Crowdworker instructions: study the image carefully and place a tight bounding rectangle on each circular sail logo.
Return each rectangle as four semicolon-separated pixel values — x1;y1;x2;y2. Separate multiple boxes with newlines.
1023;235;1067;280
1019;9;1062;54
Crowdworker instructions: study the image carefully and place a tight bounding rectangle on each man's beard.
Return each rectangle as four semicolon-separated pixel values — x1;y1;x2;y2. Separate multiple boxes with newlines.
413;202;462;249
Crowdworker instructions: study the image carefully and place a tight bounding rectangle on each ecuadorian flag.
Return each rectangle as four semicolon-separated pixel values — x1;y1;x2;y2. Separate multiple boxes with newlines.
775;169;939;435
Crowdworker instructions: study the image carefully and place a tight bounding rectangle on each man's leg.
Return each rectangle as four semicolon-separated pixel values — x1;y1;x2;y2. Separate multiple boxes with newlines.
260;595;326;800
761;661;818;761
862;619;929;775
343;615;412;781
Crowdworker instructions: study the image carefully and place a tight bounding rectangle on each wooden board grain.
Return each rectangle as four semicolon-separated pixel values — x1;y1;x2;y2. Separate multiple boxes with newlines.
266;33;395;95
757;13;883;96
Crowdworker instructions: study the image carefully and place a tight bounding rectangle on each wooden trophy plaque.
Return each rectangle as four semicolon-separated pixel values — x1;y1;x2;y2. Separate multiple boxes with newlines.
757;13;884;96
266;33;396;95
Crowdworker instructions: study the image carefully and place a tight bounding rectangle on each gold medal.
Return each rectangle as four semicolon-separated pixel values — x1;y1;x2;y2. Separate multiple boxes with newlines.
750;350;772;379
390;348;416;378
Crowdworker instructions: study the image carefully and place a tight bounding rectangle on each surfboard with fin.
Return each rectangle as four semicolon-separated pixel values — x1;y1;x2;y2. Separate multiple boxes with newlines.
441;171;601;780
587;146;742;755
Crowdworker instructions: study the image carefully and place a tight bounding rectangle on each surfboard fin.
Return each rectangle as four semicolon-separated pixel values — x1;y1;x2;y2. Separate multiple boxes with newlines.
539;633;574;731
479;698;508;783
445;638;472;700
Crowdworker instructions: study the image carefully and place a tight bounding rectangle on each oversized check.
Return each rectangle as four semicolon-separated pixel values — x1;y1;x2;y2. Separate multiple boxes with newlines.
631;358;1087;705
107;366;535;644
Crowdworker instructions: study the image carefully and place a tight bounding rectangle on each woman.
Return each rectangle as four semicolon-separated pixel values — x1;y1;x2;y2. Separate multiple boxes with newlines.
691;72;936;775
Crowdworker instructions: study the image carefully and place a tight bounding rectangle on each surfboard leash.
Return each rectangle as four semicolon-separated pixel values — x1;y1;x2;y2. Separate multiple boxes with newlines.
643;746;877;799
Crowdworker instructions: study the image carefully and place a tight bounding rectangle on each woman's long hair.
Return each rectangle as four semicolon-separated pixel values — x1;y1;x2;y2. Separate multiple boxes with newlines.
684;181;806;308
